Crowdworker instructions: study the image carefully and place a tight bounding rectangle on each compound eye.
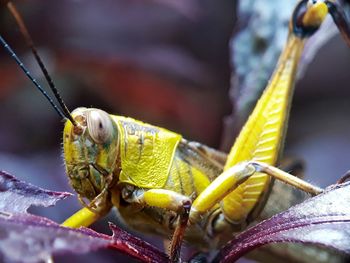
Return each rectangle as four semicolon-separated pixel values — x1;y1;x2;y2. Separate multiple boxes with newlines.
87;110;113;144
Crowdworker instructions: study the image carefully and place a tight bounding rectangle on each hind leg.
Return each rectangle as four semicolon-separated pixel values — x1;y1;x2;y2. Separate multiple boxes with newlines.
189;161;323;225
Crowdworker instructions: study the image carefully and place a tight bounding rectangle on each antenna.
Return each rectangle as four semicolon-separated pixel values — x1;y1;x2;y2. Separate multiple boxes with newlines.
0;34;66;120
3;1;77;125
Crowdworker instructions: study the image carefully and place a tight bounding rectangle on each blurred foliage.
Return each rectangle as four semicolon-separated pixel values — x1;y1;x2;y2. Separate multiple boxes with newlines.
0;0;235;152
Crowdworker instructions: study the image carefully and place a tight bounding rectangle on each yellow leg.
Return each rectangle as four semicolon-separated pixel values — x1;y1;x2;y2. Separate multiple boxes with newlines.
61;186;118;229
141;189;191;263
190;161;323;224
190;162;255;223
61;187;112;228
61;207;101;228
251;161;323;195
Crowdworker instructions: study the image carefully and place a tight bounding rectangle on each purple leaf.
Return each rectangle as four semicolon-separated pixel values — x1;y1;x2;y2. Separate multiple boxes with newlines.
217;182;350;263
0;171;168;262
0;213;109;262
0;213;168;263
0;171;72;213
109;223;169;262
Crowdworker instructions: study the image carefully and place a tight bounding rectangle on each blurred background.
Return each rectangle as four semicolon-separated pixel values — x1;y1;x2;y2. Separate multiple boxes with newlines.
0;0;350;262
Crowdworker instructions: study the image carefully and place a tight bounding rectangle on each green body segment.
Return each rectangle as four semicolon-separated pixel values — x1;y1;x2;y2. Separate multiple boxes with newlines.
222;34;306;222
112;116;182;189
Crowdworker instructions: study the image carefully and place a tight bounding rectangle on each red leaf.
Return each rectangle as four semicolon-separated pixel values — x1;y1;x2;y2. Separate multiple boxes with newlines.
0;171;71;213
217;182;350;262
0;171;168;262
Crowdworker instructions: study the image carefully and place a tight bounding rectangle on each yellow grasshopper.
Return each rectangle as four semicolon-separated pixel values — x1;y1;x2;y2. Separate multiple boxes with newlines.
1;0;350;262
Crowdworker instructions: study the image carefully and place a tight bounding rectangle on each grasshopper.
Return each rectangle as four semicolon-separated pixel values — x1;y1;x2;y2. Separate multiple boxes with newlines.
1;0;350;262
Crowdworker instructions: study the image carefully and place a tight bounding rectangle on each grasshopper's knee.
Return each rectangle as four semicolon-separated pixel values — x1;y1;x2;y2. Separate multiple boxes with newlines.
189;162;257;224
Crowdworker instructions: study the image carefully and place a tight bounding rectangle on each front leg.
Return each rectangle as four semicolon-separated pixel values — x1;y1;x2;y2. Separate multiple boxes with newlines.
61;188;112;228
140;189;192;263
121;186;193;262
62;187;191;262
